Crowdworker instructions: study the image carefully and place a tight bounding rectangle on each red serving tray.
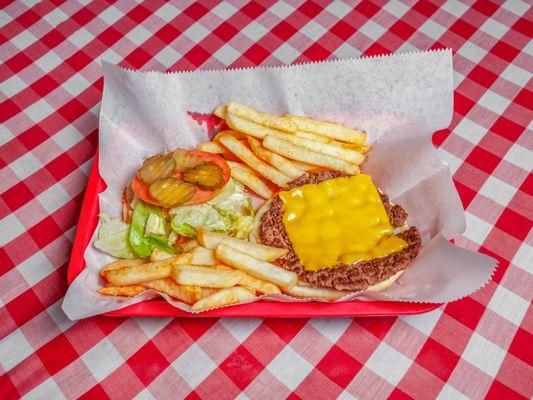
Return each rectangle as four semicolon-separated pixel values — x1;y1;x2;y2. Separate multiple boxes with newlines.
67;151;440;317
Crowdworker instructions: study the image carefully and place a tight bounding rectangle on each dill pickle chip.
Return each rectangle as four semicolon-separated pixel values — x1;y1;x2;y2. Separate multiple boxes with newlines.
173;148;204;172
149;178;196;207
137;155;175;185
183;162;224;190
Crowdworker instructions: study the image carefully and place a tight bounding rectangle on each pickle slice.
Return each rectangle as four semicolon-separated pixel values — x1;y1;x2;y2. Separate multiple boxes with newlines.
149;178;196;207
137;155;175;185
173;148;204;172
183;162;224;190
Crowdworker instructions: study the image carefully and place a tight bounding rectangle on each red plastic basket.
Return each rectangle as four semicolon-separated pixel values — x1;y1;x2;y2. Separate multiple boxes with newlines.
67;151;440;317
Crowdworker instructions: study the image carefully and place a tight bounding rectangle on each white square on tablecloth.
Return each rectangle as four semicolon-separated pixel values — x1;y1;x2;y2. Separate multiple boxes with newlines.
300;20;328;42
241;21;269;42
504;143;533;172
23;378;66;400
220;318;262;342
477;90;512;115
453;117;487;145
1;74;26;98
172;343;216;388
457;41;488;64
501;64;530;87
401;307;443;336
419;19;447;41
183;23;210;43
0;329;34;371
17;251;56;286
211;2;238;20
488;286;529;326
436;383;470;400
134;317;172;339
358;20;386;41
512;242;533;273
0;213;26;247
365;342;412;386
309;318;351;343
464;211;493;245
461;332;507;376
266;346;314;391
478;175;517;207
81;338;124;382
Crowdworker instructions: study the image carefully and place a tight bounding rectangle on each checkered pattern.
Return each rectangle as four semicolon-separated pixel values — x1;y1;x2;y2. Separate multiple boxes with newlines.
1;1;531;398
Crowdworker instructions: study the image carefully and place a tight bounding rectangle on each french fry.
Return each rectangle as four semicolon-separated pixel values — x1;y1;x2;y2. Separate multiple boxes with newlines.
248;137;303;179
294;130;331;143
106;253;192;286
263;135;359;175
227;161;255;174
291;160;318;172
150;248;174;261
172;265;244;288
191;286;255;311
230;166;273;199
328;140;371;154
197;141;225;154
214;104;227;119
197;228;287;262
191;246;217;266
100;259;147;277
227;101;297;133
142;278;202;304
285;114;366;144
215;244;297;288
284;282;350;301
182;240;200;252
276;134;364;165
98;286;147;297
219;135;291;187
201;288;218;298
239;274;281;295
226;113;285;139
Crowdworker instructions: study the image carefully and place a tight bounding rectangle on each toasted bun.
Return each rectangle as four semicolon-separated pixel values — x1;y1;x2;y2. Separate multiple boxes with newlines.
251;199;405;292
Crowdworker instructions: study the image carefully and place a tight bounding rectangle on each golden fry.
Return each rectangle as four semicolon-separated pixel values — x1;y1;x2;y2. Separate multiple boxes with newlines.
215;244;297;288
150;248;174;262
196;141;225;154
239;274;281;295
182;240;200;252
284;282;350;301
230;167;273;199
106;253;192;286
191;287;255;311
214;104;227;119
226;113;285;139
142;278;201;304
248;137;303;179
197;228;287;262
263;135;359;175
98;285;146;297
191;246;218;266
294;130;330;143
101;259;147;277
285;114;366;144
219;135;290;187
227;101;297;133
172;265;244;288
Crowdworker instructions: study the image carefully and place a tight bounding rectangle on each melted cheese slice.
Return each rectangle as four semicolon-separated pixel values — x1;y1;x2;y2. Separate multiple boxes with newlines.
279;174;407;271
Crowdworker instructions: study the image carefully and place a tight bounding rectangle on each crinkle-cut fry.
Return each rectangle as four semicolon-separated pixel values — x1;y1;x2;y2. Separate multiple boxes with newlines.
285;114;366;144
150;248;174;261
181;239;199;252
219;135;290;187
98;285;147;297
226;113;285;139
106;253;192;286
230;167;273;199
196;141;225;154
191;286;255;311
197;228;287;262
248;136;303;179
214;104;227;119
191;246;217;266
239;274;281;295
284;282;350;301
101;259;147;277
215;244;297;288
294;130;331;143
172;265;244;288
142;278;201;304
277;134;364;164
227;101;297;133
263;135;359;175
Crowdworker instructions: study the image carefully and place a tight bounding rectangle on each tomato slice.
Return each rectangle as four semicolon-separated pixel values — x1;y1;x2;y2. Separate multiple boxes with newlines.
131;150;231;207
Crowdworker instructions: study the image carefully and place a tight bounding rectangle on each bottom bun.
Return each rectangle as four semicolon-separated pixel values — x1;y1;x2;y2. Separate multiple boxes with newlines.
366;270;404;292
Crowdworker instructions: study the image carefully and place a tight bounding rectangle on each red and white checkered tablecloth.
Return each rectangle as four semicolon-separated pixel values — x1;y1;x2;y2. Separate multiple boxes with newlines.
1;1;531;399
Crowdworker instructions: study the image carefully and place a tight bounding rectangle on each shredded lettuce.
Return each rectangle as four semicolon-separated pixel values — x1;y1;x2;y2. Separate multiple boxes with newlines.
170;179;254;239
129;201;177;258
94;214;136;259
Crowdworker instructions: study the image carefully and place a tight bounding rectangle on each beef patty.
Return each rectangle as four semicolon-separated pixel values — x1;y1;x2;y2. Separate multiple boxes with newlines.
259;170;422;291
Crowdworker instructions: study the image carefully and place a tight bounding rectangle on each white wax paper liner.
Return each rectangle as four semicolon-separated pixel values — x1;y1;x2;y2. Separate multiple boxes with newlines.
62;49;497;319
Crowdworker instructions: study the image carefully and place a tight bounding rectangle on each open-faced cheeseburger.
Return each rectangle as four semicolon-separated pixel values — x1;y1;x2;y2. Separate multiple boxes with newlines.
254;170;422;292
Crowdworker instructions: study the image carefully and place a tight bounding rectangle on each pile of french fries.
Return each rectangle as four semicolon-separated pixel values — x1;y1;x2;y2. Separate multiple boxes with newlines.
197;101;369;198
99;228;351;310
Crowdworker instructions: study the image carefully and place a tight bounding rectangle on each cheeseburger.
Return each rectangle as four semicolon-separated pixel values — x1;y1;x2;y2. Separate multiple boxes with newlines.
254;170;422;292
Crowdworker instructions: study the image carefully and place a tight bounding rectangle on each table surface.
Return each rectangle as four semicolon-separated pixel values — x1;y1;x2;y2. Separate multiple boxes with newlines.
1;1;531;399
